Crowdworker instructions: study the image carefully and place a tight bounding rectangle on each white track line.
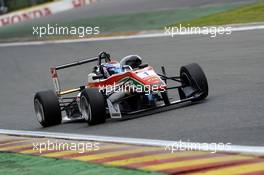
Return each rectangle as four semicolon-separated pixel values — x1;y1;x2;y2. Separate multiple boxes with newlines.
0;24;264;47
0;129;264;154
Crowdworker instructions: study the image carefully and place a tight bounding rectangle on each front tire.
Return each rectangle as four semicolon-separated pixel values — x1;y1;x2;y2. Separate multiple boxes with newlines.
80;88;106;125
180;63;208;101
34;90;62;127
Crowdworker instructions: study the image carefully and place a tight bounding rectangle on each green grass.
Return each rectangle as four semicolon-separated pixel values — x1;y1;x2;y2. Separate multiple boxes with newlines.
0;3;240;41
61;4;238;33
0;152;164;175
1;2;262;42
171;2;264;27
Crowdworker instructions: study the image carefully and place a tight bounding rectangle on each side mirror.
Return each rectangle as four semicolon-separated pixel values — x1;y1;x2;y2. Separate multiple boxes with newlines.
92;74;104;80
138;63;148;69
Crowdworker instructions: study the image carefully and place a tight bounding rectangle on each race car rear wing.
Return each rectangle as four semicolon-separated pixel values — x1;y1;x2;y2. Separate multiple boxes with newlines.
50;56;99;96
50;52;111;96
55;57;98;70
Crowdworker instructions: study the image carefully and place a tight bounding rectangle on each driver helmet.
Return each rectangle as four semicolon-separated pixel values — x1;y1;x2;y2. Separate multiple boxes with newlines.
104;61;122;76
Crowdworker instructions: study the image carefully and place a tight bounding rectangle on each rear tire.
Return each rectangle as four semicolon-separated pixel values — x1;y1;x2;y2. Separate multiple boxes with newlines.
180;63;208;101
80;88;106;125
34;90;62;127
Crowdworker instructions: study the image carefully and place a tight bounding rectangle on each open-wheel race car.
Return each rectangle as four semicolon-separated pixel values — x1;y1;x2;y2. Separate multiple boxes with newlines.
34;52;209;127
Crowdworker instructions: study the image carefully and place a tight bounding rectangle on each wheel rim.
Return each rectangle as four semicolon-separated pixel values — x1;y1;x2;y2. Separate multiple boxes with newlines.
80;96;92;121
34;99;44;123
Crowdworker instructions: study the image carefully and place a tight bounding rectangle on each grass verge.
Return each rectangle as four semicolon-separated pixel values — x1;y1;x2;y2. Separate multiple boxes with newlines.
0;3;241;41
170;2;264;27
0;152;164;175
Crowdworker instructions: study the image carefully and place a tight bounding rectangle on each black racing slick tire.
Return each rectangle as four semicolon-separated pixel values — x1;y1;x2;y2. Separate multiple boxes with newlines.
80;88;106;125
180;63;208;101
34;90;62;127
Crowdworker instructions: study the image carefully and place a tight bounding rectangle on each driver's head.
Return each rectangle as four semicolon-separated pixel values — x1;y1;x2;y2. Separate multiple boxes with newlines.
104;61;122;75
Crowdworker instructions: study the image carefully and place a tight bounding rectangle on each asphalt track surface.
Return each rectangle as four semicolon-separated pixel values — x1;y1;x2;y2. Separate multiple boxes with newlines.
0;29;264;146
